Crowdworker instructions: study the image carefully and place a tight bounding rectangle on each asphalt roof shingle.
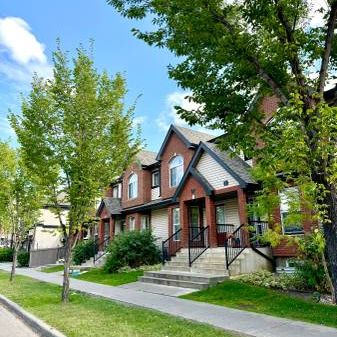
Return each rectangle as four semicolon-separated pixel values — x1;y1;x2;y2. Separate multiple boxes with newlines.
136;150;158;166
175;125;215;145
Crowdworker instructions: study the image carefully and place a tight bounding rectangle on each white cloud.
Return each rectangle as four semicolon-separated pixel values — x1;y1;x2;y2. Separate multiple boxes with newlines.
133;115;147;127
156;91;221;136
308;0;329;28
0;17;52;83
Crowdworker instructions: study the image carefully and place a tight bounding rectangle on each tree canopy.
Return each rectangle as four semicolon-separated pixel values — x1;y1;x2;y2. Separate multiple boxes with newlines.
10;44;141;301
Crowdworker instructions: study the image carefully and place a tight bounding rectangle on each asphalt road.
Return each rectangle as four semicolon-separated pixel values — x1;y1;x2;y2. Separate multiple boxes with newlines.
0;304;38;337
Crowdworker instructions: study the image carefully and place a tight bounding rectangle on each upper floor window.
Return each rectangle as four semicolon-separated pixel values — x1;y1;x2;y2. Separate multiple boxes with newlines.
279;187;303;235
152;170;160;188
112;185;119;198
128;173;138;199
169;155;184;187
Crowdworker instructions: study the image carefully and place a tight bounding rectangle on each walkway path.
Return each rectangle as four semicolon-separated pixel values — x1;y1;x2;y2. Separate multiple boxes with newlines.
0;304;38;337
0;263;336;337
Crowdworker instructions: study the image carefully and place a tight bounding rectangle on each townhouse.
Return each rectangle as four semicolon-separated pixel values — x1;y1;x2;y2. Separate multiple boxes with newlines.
96;108;309;279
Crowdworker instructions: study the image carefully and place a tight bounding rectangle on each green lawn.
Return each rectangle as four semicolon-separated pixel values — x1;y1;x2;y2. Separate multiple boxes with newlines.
41;265;64;273
72;268;143;286
182;280;337;328
0;271;237;337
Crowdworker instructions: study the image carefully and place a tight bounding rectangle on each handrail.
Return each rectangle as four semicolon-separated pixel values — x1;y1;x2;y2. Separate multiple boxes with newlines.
188;225;210;266
93;236;110;264
162;229;182;263
224;224;248;269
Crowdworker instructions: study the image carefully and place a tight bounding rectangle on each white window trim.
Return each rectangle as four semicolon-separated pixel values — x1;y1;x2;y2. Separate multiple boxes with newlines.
169;155;184;188
129;216;136;231
141;215;150;230
128;173;138;199
152;170;160;188
172;208;181;241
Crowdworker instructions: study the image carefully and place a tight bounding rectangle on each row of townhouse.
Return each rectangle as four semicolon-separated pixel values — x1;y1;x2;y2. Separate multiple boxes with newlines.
95;98;309;277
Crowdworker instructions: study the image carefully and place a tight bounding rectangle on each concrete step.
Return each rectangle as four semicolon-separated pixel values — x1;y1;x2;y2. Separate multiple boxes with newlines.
162;265;191;272
191;267;228;276
139;276;210;290
144;271;227;284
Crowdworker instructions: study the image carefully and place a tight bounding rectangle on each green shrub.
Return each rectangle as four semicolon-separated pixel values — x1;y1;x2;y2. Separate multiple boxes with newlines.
295;232;329;293
0;247;13;262
104;230;161;273
17;250;30;267
72;239;97;265
236;270;306;291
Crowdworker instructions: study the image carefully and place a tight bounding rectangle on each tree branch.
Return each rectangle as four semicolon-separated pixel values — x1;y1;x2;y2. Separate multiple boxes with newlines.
210;10;289;105
318;1;337;96
273;0;307;89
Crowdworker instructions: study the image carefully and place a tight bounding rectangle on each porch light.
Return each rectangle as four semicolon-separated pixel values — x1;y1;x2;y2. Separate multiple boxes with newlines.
223;180;229;186
191;188;196;199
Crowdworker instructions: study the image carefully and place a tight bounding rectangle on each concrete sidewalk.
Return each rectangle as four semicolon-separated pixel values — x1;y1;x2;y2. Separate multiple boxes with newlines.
0;263;336;337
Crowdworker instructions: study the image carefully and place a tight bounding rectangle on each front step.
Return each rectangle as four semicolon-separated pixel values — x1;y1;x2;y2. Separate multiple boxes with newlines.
139;270;228;290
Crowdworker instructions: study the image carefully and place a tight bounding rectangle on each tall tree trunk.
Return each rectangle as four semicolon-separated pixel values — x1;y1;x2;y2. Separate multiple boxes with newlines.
10;242;18;282
323;185;337;303
61;234;72;303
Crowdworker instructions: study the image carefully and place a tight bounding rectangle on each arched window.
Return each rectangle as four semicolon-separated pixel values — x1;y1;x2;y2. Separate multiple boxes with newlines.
128;173;138;199
169;155;184;187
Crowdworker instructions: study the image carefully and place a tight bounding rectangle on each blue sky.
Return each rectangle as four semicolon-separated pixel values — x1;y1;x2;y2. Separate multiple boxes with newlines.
0;0;218;152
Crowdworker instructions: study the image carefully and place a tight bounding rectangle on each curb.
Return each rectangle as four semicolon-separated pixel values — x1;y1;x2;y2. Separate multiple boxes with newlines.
0;294;67;337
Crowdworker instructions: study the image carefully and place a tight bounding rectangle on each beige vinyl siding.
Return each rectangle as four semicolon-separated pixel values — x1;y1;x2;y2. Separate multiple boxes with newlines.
196;152;238;189
223;198;240;229
151;208;169;246
203;208;206;226
151;187;160;200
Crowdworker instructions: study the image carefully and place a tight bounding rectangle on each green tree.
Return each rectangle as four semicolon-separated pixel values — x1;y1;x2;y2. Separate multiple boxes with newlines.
10;44;141;302
108;0;337;301
0;142;41;281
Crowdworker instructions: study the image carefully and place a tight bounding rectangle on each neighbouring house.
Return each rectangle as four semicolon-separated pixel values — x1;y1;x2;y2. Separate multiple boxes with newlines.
30;203;69;250
94;101;310;287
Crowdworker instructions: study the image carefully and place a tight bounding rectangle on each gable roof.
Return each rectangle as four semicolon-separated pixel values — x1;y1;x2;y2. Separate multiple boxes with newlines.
156;124;215;160
136;150;158;167
173;142;256;200
96;197;122;217
203;142;255;185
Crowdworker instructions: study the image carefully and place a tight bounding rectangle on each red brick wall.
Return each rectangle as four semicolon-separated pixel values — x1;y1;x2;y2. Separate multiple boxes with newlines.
260;95;280;123
160;133;195;199
121;162;152;208
178;175;206;202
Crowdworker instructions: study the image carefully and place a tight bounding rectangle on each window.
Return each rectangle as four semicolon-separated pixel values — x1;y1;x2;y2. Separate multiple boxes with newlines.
216;205;226;224
112;185;119;198
279;187;303;235
141;215;150;230
172;208;181;240
128;216;135;231
152;170;160;188
169;155;184;187
128;173;138;199
189;206;200;239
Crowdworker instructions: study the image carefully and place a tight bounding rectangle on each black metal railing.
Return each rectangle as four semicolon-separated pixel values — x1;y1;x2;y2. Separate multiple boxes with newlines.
188;226;209;266
224;224;248;269
216;224;235;246
93;236;110;264
162;229;183;263
248;220;269;247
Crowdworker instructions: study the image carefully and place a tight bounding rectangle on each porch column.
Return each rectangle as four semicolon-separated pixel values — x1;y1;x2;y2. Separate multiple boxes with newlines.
205;196;217;247
167;207;173;238
109;216;115;240
237;189;249;246
98;219;104;242
180;200;189;248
